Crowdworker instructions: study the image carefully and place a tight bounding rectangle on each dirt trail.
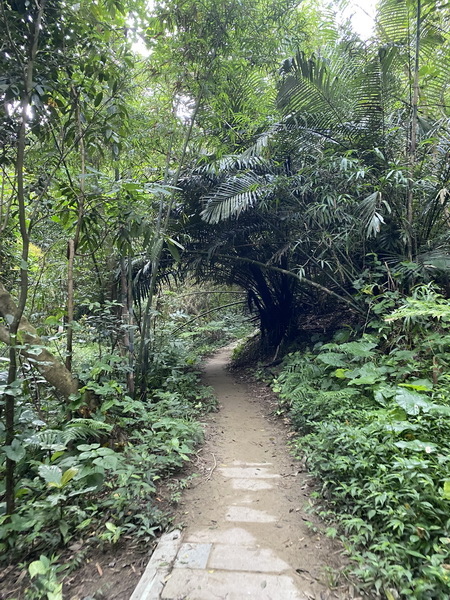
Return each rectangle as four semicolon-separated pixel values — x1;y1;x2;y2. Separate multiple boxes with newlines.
154;346;350;600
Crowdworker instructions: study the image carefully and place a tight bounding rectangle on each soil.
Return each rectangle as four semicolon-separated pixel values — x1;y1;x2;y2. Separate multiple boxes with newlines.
1;344;356;599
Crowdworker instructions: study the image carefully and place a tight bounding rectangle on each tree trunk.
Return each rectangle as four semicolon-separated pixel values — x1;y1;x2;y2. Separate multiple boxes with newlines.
66;96;86;371
66;238;75;371
407;0;421;261
0;283;78;399
2;0;48;515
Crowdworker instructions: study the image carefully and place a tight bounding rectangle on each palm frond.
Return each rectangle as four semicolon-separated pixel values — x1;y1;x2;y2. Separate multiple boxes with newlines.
277;51;348;134
358;191;392;238
196;154;272;176
377;0;409;44
201;172;273;223
418;250;450;273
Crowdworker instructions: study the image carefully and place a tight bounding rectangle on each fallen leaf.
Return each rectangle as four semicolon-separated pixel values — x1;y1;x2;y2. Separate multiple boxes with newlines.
95;563;103;577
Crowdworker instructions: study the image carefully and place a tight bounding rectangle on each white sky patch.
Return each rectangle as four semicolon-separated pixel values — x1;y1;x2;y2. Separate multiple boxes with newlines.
132;36;152;57
343;0;377;40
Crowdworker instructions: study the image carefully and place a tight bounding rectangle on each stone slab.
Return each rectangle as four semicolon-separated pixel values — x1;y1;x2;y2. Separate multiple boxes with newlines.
231;478;274;491
226;506;276;523
173;543;212;569
231;461;273;467
161;568;309;599
208;543;289;573
219;467;280;479
185;526;256;546
130;530;182;600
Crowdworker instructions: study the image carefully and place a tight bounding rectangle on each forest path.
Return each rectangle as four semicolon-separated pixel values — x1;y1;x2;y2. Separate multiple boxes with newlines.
131;345;350;600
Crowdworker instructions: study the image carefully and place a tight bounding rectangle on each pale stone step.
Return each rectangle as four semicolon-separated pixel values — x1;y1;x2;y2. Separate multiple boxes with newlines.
161;569;309;600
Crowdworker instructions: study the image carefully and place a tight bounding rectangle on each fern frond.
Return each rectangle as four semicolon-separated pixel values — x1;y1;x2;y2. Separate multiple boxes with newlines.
63;419;113;443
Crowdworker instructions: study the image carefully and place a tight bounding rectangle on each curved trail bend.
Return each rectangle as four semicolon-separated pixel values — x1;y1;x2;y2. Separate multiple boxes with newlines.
152;346;350;599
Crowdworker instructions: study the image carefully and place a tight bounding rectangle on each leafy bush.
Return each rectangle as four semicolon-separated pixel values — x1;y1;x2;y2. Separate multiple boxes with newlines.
274;296;450;599
0;338;216;597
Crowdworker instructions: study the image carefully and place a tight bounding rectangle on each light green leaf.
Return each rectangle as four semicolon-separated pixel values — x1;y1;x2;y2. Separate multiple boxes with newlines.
333;368;348;378
48;585;63;600
29;559;47;578
38;464;62;486
60;467;78;487
399;378;433;391
442;481;450;500
395;440;437;453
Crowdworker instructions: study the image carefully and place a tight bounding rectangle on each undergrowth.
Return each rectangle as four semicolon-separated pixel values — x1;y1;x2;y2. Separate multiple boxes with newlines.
273;286;450;600
0;302;249;599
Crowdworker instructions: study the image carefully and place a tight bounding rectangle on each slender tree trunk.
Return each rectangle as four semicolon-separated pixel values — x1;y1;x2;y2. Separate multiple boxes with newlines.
3;0;47;516
66;97;85;371
119;256;135;394
407;0;421;261
66;238;76;370
127;254;135;395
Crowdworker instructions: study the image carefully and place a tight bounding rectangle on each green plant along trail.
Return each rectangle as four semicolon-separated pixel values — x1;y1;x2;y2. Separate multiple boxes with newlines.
273;287;450;599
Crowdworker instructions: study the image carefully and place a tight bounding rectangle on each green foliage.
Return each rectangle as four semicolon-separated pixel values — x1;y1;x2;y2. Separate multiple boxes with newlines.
273;297;450;598
0;331;216;587
27;554;65;600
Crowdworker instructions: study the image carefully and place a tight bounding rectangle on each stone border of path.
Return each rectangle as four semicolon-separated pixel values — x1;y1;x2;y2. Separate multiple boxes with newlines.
130;530;182;600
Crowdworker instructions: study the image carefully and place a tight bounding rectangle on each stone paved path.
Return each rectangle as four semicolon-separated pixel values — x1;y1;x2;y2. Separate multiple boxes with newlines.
130;347;347;600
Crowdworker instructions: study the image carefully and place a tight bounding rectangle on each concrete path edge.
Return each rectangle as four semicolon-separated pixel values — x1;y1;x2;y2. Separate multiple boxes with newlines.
129;529;182;600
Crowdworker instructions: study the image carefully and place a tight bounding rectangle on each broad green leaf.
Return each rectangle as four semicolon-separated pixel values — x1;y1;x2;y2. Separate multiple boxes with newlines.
383;422;419;433
93;454;119;469
77;443;100;452
399;378;433;391
338;340;377;356
395;440;437;453
333;368;348;378
347;363;385;385
29;559;47;578
94;91;103;107
442;481;450;500
4;439;26;462
395;388;432;415
38;464;62;486
60;467;78;487
429;404;450;416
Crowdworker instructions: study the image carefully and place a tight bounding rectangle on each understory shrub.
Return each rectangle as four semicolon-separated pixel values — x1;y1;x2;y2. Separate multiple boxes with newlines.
274;296;450;599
